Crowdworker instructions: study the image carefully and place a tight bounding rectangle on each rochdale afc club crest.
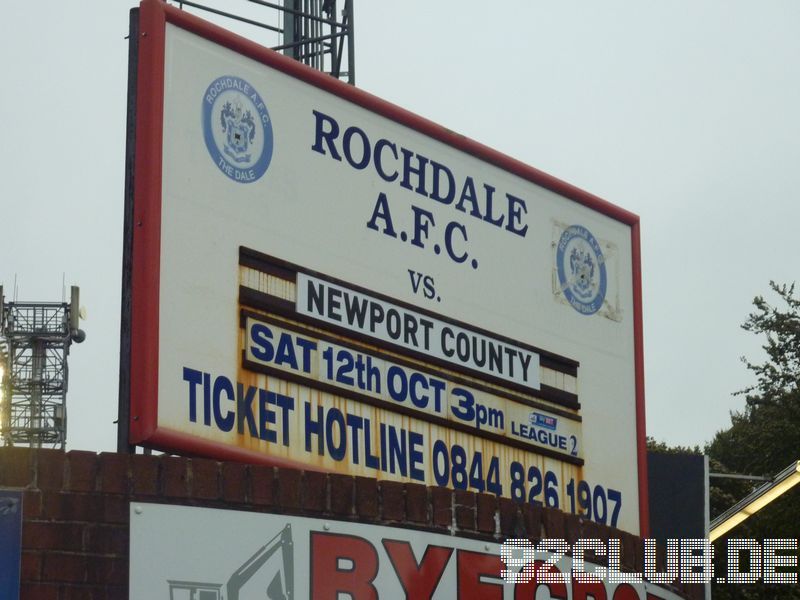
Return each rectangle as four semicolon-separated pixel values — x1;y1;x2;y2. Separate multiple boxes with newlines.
556;225;607;315
202;76;273;183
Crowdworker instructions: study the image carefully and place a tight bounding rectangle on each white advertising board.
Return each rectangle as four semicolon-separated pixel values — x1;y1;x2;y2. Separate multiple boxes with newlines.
126;1;647;535
129;503;684;600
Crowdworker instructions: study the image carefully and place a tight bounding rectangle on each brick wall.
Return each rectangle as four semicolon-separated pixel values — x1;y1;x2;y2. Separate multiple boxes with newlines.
0;447;700;599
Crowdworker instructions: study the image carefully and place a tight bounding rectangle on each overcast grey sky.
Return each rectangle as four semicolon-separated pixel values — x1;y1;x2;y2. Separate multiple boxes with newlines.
1;0;798;453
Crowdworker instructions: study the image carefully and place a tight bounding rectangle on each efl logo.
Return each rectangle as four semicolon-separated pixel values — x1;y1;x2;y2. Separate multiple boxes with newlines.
530;412;557;431
202;75;274;183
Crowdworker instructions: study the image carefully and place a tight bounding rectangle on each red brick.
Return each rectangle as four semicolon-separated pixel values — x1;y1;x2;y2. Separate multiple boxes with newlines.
498;498;519;537
302;471;327;513
98;453;129;494
250;465;275;506
633;535;644;573
580;518;602;542
20;551;41;580
564;513;581;545
66;451;98;492
431;486;452;528
60;586;106;600
35;449;65;491
129;454;159;496
329;474;354;516
476;493;497;534
20;583;59;600
620;532;637;571
521;503;543;540
23;489;42;519
0;446;33;487
686;583;705;600
355;477;378;520
581;520;607;566
221;462;248;503
42;552;87;583
83;524;129;555
162;455;190;498
454;490;476;531
541;507;564;538
42;492;103;522
601;523;616;543
379;481;404;522
23;521;84;552
405;483;427;524
41;491;61;519
87;556;128;585
651;539;668;574
71;493;103;521
191;458;220;500
102;495;129;524
276;468;302;509
106;585;127;600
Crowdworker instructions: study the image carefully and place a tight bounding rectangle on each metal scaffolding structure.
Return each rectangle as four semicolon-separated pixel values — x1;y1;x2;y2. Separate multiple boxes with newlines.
171;0;355;84
0;287;84;449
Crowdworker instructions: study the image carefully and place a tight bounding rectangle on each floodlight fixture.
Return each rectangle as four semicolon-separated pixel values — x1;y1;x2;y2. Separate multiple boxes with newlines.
709;461;800;542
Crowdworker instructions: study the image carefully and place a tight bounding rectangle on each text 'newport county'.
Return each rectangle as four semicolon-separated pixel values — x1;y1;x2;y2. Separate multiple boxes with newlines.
296;274;539;391
311;109;531;271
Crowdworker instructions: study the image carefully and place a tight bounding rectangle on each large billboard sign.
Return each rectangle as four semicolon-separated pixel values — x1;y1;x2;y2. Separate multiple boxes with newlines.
124;0;647;534
130;503;684;599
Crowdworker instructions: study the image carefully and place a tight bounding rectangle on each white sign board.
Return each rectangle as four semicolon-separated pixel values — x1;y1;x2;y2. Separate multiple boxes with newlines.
130;503;684;600
126;1;647;535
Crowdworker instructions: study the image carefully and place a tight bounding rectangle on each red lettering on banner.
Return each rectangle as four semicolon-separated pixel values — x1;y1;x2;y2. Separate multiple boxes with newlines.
573;577;608;600
456;550;504;600
382;540;453;599
514;560;567;600
513;560;568;599
311;532;379;600
613;583;641;599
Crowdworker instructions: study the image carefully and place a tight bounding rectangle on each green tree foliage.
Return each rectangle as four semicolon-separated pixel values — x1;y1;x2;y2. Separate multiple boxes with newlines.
739;282;800;407
646;436;701;455
706;282;800;599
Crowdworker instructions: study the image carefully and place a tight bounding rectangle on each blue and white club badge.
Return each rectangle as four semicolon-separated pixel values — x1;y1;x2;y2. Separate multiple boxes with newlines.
556;225;607;315
202;76;273;183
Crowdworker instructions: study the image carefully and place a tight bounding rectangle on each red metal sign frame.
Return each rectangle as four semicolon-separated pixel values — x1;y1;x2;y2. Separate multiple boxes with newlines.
126;0;649;535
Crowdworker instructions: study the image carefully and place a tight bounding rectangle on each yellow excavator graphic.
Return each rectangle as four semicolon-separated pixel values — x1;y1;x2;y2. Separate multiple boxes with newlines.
167;524;293;600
